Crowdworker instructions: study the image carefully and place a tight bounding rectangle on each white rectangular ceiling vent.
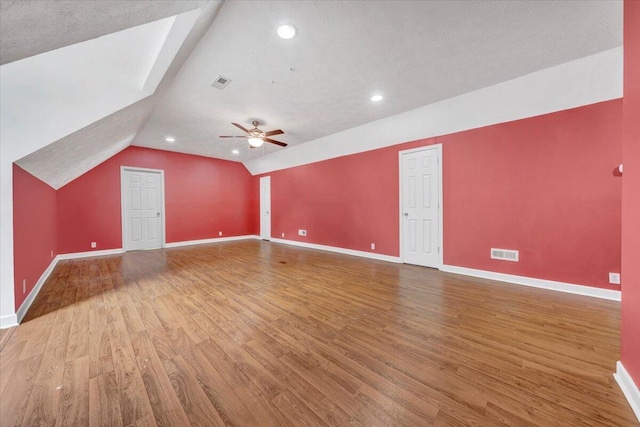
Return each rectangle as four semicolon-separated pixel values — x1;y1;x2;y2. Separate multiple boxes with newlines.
491;248;519;262
211;75;231;89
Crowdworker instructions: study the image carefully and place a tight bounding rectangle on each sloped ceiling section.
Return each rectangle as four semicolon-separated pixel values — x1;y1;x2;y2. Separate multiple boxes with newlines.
0;0;212;65
9;1;223;189
244;47;623;175
132;0;622;163
16;97;156;189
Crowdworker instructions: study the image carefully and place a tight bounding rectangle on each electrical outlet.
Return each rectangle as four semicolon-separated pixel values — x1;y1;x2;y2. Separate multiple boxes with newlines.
91;242;97;249
281;233;285;238
22;279;26;294
298;229;307;236
219;231;223;236
371;243;376;250
609;272;621;285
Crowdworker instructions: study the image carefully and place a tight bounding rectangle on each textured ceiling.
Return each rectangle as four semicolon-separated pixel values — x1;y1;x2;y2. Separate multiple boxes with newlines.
2;15;182;157
10;1;223;189
0;0;212;64
4;0;623;188
132;0;622;162
15;97;156;189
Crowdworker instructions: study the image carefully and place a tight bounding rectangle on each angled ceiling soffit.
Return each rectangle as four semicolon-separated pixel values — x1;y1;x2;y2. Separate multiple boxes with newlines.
11;1;224;188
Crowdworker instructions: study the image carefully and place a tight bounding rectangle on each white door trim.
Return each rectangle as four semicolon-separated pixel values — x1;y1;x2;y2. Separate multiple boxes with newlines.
120;166;166;251
260;176;271;241
398;144;443;268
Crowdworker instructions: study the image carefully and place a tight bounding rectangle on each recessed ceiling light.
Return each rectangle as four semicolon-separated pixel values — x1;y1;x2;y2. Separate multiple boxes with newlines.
232;149;240;155
165;136;175;142
277;24;297;40
371;95;383;102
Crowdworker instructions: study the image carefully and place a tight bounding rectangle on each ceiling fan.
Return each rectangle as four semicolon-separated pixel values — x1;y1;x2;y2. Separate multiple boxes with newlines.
219;121;287;148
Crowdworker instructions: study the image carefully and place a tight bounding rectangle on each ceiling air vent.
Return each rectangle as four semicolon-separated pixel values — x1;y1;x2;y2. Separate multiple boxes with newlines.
491;248;519;262
211;75;231;90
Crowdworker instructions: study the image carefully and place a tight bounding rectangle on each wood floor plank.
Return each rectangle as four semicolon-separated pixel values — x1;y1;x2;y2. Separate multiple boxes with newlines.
272;390;329;427
0;354;43;426
20;300;73;427
89;370;123;427
0;326;16;352
0;337;25;395
129;331;191;426
0;241;636;426
55;355;90;427
173;330;262;426
18;315;54;361
162;355;226;427
108;319;155;426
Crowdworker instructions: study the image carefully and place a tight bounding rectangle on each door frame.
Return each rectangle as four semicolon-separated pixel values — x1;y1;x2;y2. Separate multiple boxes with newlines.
398;144;444;268
120;166;166;251
260;176;271;241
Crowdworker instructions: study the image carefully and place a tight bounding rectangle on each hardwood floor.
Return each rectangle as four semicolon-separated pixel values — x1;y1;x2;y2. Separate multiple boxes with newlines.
0;240;636;426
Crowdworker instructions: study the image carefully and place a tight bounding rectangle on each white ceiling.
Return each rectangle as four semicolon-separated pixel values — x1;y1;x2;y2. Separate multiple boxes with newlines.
132;0;622;162
2;14;187;155
3;0;623;188
0;0;212;64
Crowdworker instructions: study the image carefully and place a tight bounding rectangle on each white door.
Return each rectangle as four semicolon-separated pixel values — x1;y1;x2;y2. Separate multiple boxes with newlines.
260;176;271;240
401;147;441;268
122;168;164;251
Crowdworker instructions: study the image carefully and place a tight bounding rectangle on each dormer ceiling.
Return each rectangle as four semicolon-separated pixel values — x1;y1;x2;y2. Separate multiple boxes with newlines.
3;1;223;189
2;0;623;189
0;0;212;65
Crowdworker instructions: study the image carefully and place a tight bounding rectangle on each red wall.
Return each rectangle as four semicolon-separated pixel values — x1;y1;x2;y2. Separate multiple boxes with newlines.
441;100;621;289
266;143;419;255
57;146;255;253
13;164;57;311
621;0;640;387
261;99;622;290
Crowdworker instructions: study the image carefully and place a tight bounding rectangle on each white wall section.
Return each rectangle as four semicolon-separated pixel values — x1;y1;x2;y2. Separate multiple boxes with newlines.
141;10;202;94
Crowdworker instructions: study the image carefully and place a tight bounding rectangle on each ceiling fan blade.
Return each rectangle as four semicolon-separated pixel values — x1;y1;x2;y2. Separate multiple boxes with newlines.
219;135;247;138
264;137;287;147
264;129;284;137
232;122;250;134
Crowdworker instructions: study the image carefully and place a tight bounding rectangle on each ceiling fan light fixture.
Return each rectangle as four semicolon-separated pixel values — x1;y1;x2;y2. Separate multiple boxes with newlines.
248;137;264;147
277;24;297;39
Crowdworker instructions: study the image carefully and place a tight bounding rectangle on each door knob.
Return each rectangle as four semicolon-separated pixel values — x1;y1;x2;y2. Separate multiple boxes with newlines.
157;212;160;217
403;212;409;217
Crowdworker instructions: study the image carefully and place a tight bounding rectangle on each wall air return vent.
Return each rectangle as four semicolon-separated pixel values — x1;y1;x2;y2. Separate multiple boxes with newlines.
490;248;519;262
211;75;231;90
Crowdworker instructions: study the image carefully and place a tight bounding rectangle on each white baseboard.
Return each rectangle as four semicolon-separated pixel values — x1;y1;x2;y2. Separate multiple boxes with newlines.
0;313;18;329
16;256;60;324
614;361;640;423
165;235;258;248
57;248;125;260
5;239;260;328
270;238;401;263
2;248;126;328
441;265;621;301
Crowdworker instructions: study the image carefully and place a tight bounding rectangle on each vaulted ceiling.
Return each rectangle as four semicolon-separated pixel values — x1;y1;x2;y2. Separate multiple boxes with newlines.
1;0;623;188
